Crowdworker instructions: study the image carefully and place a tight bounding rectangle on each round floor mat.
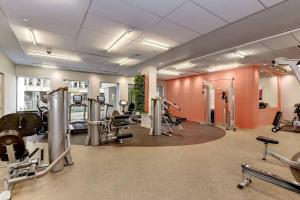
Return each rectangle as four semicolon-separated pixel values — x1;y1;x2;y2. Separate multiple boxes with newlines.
34;121;226;147
115;121;226;147
291;152;300;182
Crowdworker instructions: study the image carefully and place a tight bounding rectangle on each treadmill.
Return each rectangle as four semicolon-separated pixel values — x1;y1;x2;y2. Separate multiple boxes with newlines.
69;95;88;134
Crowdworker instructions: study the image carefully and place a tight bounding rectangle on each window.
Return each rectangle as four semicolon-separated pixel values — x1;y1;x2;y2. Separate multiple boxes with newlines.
157;85;164;97
17;77;50;111
100;83;119;115
128;84;135;104
64;80;89;121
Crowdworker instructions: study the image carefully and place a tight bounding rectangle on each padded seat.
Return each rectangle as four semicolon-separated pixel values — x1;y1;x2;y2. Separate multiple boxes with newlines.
256;136;279;144
0;130;29;161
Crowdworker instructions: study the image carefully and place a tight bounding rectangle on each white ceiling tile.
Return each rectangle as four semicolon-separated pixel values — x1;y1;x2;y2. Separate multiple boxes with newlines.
192;0;264;23
77;53;109;64
277;47;300;58
145;20;200;45
259;0;286;7
14;29;75;52
262;34;298;51
256;52;277;61
237;43;272;56
6;11;80;37
121;0;186;17
2;0;85;26
89;0;161;30
166;1;227;34
291;31;300;43
83;13;129;35
126;41;163;56
74;29;113;52
34;30;75;51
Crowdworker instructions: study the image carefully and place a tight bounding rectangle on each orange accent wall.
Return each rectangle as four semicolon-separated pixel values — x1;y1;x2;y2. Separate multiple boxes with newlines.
165;66;280;128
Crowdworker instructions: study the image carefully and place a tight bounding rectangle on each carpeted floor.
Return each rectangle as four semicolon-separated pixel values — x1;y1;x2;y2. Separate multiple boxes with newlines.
280;124;300;133
34;121;226;147
3;126;300;200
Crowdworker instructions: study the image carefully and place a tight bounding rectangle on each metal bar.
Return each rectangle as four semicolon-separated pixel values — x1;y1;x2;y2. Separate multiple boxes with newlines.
240;164;300;194
6;134;71;186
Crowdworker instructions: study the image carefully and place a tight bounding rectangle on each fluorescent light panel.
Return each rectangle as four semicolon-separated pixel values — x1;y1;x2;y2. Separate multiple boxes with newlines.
141;40;169;50
234;51;246;58
29;28;37;46
107;29;132;52
119;58;130;66
174;62;195;70
28;51;81;61
207;63;241;72
41;65;57;69
158;70;180;76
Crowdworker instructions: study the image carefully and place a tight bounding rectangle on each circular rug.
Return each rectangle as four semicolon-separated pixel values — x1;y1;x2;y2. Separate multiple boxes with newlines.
34;121;226;147
105;121;226;147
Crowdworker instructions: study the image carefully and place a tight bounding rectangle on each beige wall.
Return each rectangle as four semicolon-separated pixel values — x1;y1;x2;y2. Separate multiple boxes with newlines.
0;51;16;114
16;65;134;105
280;75;300;119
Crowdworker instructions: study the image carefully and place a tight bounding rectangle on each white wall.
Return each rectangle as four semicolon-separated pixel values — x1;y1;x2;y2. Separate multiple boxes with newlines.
16;65;134;106
0;51;16;114
141;66;157;128
259;76;278;108
280;75;300;119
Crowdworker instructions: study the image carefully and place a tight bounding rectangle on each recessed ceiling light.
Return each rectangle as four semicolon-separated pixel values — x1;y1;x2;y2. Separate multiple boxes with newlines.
29;28;37;46
41;65;57;69
119;58;130;66
174;62;195;70
158;70;180;76
207;63;241;72
234;52;246;58
263;64;267;66
23;18;28;22
141;40;169;50
107;29;132;53
28;51;81;61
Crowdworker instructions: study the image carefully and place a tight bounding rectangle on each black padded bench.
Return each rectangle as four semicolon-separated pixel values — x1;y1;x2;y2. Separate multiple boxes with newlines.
256;136;279;144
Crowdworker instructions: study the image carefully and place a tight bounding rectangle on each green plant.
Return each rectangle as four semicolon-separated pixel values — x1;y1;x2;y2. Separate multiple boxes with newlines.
133;75;145;113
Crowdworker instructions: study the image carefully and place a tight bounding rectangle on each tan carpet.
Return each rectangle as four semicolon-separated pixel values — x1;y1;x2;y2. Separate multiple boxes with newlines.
0;126;299;200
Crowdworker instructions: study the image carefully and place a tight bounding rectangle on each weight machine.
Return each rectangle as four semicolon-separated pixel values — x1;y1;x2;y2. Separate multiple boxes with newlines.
202;78;236;131
238;57;300;194
85;95;133;146
150;97;184;137
0;87;73;200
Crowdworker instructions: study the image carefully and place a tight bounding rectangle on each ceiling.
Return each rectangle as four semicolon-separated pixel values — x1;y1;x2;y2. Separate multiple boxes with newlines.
1;0;300;78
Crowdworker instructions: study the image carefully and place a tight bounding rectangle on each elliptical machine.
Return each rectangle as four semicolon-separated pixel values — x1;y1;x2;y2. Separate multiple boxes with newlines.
37;93;48;135
0;87;73;200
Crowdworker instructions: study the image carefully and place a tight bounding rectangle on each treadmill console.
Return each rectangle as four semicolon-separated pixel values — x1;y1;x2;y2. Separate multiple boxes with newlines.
73;95;83;105
97;95;105;105
119;100;127;106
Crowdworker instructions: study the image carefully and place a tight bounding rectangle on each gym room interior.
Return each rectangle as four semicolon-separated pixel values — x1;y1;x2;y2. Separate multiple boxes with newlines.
0;0;300;199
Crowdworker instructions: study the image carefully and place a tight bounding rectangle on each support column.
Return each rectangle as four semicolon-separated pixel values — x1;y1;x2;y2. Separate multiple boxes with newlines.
141;66;157;128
